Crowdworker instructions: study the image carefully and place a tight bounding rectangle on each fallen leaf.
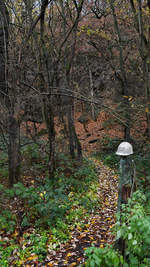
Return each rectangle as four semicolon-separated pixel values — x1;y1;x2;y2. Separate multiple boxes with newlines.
70;262;77;266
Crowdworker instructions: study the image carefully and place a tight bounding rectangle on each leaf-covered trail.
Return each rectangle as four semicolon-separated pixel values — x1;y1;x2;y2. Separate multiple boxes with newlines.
45;159;118;267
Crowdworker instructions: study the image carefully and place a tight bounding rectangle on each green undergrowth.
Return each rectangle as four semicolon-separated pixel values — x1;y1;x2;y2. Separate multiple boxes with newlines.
0;153;100;266
86;136;150;267
84;191;150;267
0;137;49;181
92;135;121;169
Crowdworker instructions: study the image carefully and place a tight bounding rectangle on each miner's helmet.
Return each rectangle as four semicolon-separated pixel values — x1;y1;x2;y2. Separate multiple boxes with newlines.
116;142;133;156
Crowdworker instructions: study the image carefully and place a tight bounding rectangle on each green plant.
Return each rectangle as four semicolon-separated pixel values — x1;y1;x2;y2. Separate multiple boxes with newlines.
0;244;19;267
85;246;123;267
51;220;70;244
85;191;150;267
0;210;16;233
27;232;48;261
13;171;98;230
98;136;122;152
0;231;48;266
0;151;8;179
115;191;150;265
22;143;40;160
103;154;119;168
134;154;150;194
0;153;100;265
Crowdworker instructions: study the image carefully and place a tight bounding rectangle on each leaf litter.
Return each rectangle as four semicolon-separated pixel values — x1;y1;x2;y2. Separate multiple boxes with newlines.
0;158;118;266
43;158;118;266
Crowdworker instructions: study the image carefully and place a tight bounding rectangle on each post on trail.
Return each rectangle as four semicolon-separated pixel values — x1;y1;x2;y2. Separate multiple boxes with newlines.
116;141;135;213
115;142;136;256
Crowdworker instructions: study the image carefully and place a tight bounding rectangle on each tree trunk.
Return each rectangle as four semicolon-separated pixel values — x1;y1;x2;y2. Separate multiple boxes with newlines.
8;114;20;187
109;0;131;141
48;108;56;178
0;2;21;186
67;102;75;159
0;2;21;187
67;98;82;160
0;1;9;98
124;98;131;141
129;0;150;137
43;98;56;178
73;123;82;161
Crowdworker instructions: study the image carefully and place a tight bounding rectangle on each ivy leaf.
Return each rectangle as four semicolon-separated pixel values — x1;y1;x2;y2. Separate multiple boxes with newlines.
128;233;133;240
116;230;121;240
130;256;138;265
90;259;96;267
93;254;102;265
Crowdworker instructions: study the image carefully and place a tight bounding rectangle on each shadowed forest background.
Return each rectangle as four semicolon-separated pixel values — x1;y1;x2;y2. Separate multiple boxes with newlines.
0;0;150;266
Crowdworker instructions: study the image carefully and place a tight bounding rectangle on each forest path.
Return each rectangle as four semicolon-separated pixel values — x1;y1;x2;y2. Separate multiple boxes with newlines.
45;158;118;267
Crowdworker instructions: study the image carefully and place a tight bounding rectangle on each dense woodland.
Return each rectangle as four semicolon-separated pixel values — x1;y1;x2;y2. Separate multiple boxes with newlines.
1;0;150;266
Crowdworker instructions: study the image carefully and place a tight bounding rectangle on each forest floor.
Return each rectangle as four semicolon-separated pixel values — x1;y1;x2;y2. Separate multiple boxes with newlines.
44;159;118;267
0;158;118;267
1;110;146;266
31;109;147;266
20;112;120;266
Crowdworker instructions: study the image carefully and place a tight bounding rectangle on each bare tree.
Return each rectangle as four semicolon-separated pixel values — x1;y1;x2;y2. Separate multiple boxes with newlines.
0;1;21;187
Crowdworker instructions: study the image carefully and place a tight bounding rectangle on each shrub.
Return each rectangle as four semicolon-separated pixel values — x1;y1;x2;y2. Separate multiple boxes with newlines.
85;246;123;267
0;210;16;233
85;191;150;267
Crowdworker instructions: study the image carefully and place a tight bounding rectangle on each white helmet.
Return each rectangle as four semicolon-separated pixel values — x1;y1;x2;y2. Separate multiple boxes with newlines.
116;142;133;156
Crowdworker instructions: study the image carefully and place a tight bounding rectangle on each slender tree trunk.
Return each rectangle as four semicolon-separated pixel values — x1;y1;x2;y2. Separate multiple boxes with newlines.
0;1;9;97
8;114;20;187
73;124;82;161
137;0;150;137
0;2;21;186
67;101;75;159
70;96;82;160
39;0;56;178
43;98;56;178
58;0;83;159
124;99;131;141
67;96;82;160
86;56;96;121
48;106;56;178
109;0;130;141
129;0;150;137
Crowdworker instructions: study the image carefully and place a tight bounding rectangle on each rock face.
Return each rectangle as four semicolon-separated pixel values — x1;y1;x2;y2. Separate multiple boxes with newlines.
73;52;115;103
21;36;143;126
72;38;143;111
